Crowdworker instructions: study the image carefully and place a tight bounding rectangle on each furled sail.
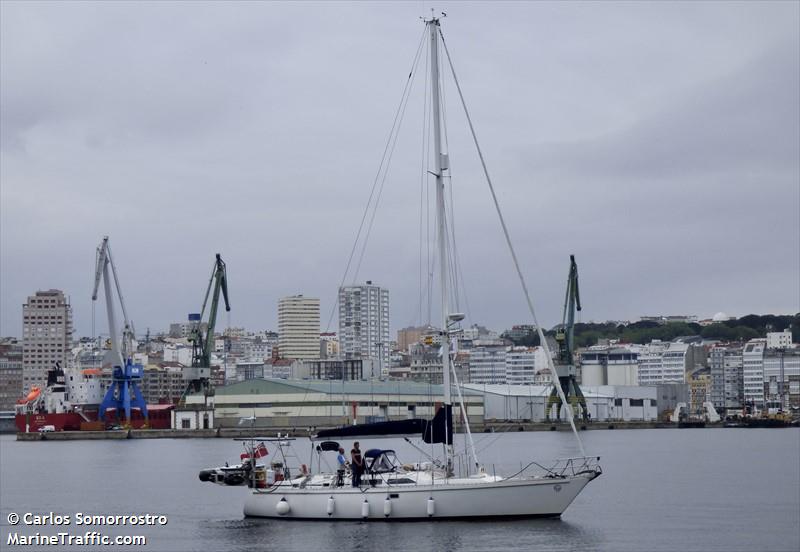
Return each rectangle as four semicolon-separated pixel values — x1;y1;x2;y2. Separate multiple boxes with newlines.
316;405;452;445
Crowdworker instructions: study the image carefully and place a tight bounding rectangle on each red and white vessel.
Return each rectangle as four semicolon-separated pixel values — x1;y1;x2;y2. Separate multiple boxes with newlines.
15;363;170;432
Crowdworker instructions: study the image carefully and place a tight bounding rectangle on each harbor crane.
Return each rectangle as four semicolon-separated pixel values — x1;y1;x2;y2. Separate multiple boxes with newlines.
546;254;589;422
92;236;148;423
183;254;230;404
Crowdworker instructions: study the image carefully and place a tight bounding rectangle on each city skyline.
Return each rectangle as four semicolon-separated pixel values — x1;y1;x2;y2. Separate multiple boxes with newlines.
2;284;796;342
2;2;798;338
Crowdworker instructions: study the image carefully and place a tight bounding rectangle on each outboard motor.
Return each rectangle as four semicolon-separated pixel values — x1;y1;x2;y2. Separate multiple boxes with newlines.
198;469;214;482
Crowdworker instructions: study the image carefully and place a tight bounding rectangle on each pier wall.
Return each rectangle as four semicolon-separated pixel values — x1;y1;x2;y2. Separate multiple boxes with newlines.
15;421;688;441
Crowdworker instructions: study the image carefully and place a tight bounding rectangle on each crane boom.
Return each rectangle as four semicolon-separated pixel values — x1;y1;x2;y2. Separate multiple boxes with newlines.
560;254;581;364
93;236;136;364
547;254;589;422
184;254;231;401
92;236;147;423
194;254;230;369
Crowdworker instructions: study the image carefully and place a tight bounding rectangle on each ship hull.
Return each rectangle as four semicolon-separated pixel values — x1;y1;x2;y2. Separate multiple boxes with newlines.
243;474;594;520
15;412;93;432
15;407;172;432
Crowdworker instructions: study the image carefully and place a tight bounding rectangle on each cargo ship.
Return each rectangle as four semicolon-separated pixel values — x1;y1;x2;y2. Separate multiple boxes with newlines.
15;363;172;432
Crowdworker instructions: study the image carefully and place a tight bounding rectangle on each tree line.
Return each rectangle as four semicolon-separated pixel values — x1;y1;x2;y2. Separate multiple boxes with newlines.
502;314;800;348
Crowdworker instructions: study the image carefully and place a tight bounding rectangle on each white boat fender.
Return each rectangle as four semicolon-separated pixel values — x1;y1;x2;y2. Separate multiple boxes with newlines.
361;499;369;519
327;496;335;516
427;497;435;517
276;498;290;516
383;497;392;517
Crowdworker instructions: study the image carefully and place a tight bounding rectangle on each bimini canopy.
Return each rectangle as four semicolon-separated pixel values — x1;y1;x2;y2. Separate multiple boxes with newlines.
315;404;452;445
364;449;399;474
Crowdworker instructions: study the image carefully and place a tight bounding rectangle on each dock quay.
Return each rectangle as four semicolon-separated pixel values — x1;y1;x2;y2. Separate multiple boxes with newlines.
15;421;699;441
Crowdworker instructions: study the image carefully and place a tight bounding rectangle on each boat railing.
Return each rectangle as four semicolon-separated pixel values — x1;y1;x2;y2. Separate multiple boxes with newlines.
505;456;602;480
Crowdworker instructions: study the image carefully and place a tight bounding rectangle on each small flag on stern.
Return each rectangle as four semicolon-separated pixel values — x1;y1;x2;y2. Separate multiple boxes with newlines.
241;441;269;460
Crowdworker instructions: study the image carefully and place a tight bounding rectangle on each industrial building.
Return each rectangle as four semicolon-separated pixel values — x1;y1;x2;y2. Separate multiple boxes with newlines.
580;346;639;386
461;384;658;422
187;378;484;428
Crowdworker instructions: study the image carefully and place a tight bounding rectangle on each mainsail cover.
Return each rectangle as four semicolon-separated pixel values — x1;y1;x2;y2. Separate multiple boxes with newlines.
316;404;452;445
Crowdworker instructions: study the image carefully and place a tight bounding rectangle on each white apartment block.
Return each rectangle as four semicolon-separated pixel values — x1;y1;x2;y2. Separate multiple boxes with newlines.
468;346;507;384
242;339;272;361
766;329;794;350
278;295;320;360
505;346;548;385
763;349;800;409
338;282;389;366
742;339;766;407
661;343;689;383
636;341;669;386
22;289;73;390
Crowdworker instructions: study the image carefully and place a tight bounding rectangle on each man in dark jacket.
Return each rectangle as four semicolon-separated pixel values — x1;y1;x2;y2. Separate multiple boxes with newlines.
350;442;363;487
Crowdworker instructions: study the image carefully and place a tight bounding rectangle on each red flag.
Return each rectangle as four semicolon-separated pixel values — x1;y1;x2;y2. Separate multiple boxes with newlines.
240;442;269;461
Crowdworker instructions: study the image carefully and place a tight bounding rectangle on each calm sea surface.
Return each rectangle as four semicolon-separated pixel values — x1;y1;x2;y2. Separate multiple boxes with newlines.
1;428;798;552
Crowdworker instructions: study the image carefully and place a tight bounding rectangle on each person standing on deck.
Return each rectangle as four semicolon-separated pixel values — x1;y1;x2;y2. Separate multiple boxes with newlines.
336;447;348;487
350;442;363;487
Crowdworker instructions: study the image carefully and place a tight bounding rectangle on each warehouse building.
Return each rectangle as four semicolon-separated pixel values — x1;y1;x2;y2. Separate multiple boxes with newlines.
188;378;484;428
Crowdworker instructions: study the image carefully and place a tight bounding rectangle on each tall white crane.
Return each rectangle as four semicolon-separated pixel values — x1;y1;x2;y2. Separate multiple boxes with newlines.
92;236;147;423
92;236;135;365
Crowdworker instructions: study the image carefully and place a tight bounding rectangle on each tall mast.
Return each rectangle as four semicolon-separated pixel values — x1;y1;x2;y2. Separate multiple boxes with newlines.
429;17;451;409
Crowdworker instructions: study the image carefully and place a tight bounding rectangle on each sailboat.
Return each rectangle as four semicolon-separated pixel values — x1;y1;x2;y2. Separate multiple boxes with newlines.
214;15;602;520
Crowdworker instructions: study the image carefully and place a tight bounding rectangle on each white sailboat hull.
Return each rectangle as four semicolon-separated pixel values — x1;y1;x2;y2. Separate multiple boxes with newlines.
243;474;594;520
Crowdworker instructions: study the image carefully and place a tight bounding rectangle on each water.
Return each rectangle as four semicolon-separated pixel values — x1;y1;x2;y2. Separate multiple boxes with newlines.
1;429;798;552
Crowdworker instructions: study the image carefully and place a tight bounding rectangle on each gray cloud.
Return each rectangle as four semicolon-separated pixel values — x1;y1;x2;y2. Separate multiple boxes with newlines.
1;1;798;338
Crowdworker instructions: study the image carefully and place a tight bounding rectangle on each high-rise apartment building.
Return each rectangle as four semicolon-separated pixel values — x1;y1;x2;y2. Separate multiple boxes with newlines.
278;295;320;360
468;345;507;384
742;339;766;407
22;290;73;390
763;348;800;410
709;344;744;411
338;281;389;367
505;347;549;385
636;341;669;386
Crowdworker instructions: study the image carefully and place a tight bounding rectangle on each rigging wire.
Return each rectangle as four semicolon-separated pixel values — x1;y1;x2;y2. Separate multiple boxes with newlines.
352;49;425;282
324;27;428;333
439;28;587;458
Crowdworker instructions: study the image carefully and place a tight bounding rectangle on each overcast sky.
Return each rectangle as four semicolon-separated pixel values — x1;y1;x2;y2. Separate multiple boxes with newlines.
1;1;798;339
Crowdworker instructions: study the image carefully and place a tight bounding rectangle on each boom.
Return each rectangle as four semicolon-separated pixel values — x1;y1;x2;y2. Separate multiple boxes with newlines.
559;254;581;364
92;236;147;423
93;236;135;365
547;255;588;422
184;254;230;399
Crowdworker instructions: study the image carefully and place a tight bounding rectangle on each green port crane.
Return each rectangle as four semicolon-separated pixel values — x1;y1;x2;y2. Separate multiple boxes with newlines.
182;254;230;404
546;254;589;422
